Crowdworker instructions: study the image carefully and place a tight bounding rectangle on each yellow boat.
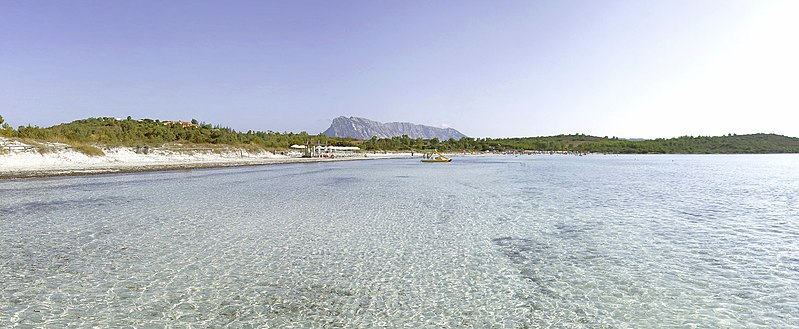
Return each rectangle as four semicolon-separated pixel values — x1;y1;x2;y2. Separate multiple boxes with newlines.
421;150;452;163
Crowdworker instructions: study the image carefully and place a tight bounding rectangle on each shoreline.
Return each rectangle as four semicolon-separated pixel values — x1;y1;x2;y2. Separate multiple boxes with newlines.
5;150;795;180
0;156;412;180
0;144;414;180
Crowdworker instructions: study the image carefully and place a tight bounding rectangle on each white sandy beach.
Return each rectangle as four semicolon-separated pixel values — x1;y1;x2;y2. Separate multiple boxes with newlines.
0;138;414;179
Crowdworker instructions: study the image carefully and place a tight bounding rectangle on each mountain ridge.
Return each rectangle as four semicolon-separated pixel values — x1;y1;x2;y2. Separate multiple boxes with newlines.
322;116;467;140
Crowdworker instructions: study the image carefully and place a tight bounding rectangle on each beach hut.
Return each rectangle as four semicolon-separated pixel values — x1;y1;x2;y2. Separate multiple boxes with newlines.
289;144;306;157
314;146;360;158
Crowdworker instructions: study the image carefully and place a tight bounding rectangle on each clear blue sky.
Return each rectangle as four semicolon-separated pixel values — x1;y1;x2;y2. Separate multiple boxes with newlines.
1;0;797;138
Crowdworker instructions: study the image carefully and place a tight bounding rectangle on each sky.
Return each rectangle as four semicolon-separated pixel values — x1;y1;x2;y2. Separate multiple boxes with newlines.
1;0;797;138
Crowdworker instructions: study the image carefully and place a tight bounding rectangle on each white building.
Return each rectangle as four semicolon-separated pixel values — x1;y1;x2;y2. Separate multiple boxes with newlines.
314;146;360;157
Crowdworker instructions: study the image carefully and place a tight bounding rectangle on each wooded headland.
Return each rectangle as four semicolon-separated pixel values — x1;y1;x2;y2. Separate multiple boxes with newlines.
2;116;797;154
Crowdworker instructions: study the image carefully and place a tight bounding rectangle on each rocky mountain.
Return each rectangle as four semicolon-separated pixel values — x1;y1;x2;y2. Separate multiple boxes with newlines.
322;116;467;140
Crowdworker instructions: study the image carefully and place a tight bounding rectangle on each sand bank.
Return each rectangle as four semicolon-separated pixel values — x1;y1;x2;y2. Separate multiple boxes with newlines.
0;140;413;179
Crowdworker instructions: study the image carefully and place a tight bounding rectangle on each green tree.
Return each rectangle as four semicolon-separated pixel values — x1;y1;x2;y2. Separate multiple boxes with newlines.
0;115;13;137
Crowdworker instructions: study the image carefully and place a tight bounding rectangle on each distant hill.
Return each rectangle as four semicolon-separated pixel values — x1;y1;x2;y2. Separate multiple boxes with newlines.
477;133;799;153
323;116;467;140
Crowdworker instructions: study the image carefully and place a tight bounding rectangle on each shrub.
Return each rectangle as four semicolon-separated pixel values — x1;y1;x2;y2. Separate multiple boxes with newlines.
240;143;267;154
70;142;105;156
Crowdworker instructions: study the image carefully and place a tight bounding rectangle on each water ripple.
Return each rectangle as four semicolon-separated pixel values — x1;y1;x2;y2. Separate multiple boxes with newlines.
1;155;798;327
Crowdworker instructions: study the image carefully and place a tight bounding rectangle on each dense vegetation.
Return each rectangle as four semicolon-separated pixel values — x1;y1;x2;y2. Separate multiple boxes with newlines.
363;133;799;153
2;116;798;154
6;117;359;150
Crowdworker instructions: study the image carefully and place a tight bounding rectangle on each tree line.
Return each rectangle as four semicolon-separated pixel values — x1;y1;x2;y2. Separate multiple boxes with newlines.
361;133;799;153
3;117;360;150
2;116;798;154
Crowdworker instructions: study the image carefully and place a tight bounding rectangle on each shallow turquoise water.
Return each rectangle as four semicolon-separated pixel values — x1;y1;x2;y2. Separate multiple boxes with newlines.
1;155;798;327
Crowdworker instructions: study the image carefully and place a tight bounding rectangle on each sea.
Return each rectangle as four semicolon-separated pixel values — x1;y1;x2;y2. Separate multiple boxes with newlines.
1;155;798;328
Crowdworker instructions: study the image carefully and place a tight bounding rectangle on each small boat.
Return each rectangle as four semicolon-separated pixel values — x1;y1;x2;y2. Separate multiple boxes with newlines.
421;149;452;163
